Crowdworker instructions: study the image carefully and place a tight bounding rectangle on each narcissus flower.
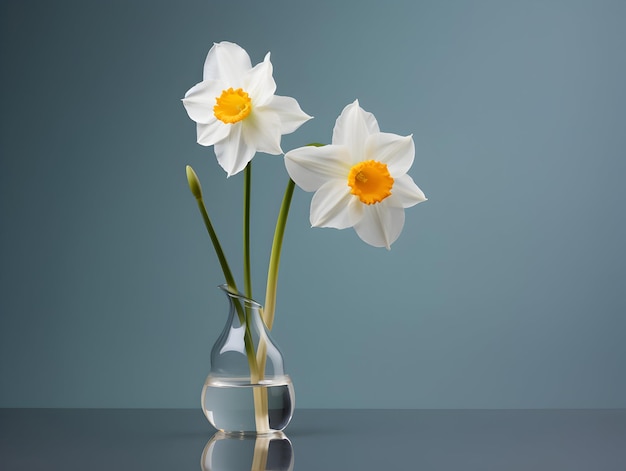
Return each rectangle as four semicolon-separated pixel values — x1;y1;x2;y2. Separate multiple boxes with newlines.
284;100;426;249
183;42;312;176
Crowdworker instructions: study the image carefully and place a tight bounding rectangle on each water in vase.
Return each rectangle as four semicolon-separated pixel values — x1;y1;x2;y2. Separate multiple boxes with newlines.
202;376;295;434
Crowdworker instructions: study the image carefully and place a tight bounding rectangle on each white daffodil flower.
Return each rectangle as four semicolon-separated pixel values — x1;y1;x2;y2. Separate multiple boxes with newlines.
183;42;312;176
284;100;426;249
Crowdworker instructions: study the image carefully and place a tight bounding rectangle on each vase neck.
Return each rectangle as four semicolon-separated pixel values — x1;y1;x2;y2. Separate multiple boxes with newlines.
219;284;267;331
219;284;262;310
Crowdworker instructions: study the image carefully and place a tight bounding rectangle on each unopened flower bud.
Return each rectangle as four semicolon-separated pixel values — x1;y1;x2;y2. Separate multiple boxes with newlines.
186;165;203;199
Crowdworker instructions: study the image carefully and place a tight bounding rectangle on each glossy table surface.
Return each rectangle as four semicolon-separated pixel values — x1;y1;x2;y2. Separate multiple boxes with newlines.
1;408;625;470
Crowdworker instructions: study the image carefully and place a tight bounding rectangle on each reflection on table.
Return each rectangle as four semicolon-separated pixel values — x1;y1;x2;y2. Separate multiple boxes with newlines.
201;431;294;471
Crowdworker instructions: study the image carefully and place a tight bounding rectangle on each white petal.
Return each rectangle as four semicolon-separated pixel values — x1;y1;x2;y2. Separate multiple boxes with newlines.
196;119;230;147
262;95;312;135
365;132;414;177
182;79;224;124
284;145;351;192
241;109;282;155
203;41;252;85
244;52;276;106
310;181;359;229
388;174;427;208
332;100;379;161
214;124;256;176
354;203;405;249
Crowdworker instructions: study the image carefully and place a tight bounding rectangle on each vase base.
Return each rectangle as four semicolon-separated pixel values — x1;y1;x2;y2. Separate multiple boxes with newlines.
201;376;295;434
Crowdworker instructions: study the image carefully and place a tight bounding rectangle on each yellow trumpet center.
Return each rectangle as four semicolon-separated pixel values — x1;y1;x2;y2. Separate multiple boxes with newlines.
347;160;394;205
214;88;252;124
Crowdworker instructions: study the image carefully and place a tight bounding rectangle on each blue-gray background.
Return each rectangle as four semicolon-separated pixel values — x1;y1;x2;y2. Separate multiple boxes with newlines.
1;0;625;409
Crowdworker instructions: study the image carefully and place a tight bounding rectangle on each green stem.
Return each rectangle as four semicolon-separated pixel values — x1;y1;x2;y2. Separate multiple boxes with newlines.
186;166;237;291
263;178;296;330
242;164;259;378
193;197;259;377
243;163;252;300
193;197;237;291
262;143;323;330
186;166;259;378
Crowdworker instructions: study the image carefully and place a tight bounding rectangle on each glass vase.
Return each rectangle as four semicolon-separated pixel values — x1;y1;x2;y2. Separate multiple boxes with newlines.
201;285;295;435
